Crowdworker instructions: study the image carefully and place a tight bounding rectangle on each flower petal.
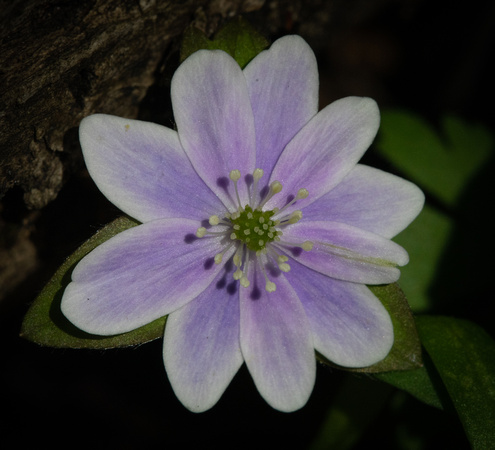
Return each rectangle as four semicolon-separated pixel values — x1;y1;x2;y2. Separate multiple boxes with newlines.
301;164;425;238
244;35;318;183
288;260;394;367
239;257;315;412
267;97;380;213
61;219;233;335
79;114;224;223
163;267;243;412
172;50;256;210
277;221;408;284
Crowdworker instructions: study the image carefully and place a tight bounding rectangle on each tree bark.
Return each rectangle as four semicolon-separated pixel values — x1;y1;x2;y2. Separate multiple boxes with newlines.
0;0;265;209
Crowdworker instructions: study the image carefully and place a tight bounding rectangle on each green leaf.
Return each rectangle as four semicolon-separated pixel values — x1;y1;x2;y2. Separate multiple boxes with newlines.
318;283;422;373
376;110;492;208
392;205;453;312
180;26;211;61
374;359;446;410
416;315;495;449
180;16;269;68
21;216;167;349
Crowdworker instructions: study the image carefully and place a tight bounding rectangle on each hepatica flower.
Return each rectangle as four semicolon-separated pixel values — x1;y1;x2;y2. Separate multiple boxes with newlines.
61;35;424;412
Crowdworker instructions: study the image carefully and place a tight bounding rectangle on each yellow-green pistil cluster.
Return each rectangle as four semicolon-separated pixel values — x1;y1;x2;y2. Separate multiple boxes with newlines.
229;205;280;252
196;168;313;292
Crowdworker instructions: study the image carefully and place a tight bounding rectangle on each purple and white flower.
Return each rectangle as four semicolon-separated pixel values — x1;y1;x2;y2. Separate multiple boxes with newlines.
61;35;424;412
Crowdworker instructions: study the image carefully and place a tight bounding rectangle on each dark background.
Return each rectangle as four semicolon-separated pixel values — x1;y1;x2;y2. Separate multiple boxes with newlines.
1;0;493;448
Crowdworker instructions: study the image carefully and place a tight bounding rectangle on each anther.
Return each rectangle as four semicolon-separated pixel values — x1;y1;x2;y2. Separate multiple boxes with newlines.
271;181;283;194
229;169;241;182
209;215;220;226
287;210;303;224
196;227;206;238
265;281;276;292
302;241;314;251
253;168;264;181
296;188;309;200
233;269;243;280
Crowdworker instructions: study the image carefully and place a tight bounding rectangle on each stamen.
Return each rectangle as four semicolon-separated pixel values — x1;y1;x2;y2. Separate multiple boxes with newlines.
230;170;242;210
239;251;250;287
258;180;283;210
274;188;309;217
266;247;291;273
250;168;264;205
214;242;235;265
279;210;303;225
233;245;244;267
260;262;276;292
232;245;248;282
274;239;314;253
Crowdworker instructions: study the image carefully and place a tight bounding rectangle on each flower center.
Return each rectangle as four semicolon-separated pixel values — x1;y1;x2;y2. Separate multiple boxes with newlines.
229;205;280;252
195;168;313;292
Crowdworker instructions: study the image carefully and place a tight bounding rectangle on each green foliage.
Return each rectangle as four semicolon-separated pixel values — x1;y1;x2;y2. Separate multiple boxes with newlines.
180;16;270;68
21;216;166;349
416;316;495;449
377;110;492;207
374;360;445;410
